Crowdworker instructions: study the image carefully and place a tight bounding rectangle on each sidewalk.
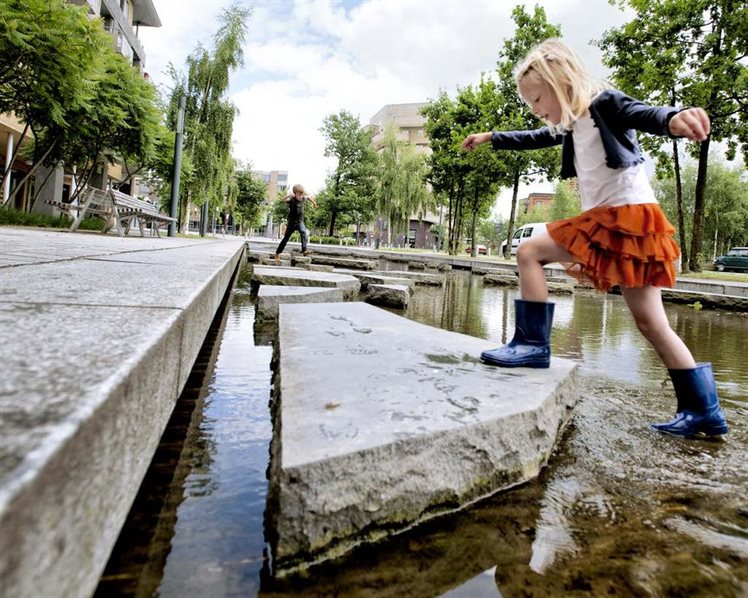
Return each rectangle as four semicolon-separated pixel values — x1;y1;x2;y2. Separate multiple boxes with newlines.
0;226;245;598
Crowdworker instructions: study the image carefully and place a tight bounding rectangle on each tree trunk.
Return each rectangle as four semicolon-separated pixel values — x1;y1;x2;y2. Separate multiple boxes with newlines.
470;184;478;257
688;138;710;272
504;169;520;259
672;138;688;271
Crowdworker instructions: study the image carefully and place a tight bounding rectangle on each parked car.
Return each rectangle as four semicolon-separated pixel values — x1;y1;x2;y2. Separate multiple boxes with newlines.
713;247;748;272
465;244;487;255
500;222;549;255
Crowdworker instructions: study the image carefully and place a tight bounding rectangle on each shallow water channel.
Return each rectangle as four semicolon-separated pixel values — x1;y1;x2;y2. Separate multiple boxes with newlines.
96;263;748;597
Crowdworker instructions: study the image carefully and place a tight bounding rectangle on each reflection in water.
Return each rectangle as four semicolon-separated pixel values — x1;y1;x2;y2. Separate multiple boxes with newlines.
98;264;748;597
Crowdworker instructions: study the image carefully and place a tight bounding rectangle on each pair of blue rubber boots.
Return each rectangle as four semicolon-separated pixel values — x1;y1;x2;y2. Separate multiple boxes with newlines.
480;299;729;438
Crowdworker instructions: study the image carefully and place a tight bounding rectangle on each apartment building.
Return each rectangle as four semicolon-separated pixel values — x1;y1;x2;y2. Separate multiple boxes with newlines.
520;192;555;214
367;103;439;249
253;170;289;238
1;1;161;213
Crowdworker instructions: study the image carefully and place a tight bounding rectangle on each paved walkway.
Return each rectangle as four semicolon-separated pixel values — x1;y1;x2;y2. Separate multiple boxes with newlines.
0;226;245;598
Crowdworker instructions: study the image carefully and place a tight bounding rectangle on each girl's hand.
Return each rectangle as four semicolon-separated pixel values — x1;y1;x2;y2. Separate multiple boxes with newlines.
669;108;710;141
461;132;492;151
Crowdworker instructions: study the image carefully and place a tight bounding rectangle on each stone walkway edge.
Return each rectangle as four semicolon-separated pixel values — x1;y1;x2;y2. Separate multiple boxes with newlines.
0;227;246;598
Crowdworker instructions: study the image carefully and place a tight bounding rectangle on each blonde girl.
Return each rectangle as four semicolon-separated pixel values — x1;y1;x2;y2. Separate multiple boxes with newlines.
461;39;727;438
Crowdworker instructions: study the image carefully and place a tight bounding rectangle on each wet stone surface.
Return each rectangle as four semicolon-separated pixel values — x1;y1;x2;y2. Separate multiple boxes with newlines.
96;265;748;596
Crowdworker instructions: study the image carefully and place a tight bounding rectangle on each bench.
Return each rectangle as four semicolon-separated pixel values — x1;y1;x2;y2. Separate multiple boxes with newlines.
108;188;176;237
47;188;176;237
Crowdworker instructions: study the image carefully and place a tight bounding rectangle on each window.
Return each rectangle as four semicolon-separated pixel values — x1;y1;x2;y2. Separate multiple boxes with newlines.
522;227;534;238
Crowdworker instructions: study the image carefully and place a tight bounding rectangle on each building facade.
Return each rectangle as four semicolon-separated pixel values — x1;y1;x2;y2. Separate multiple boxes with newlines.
253;170;289;238
520;192;555;214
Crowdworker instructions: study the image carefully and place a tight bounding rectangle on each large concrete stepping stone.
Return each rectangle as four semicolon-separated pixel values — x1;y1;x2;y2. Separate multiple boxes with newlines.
365;283;411;309
333;268;416;290
256;286;346;322
310;255;377;270
267;302;578;574
251;266;361;299
372;269;444;286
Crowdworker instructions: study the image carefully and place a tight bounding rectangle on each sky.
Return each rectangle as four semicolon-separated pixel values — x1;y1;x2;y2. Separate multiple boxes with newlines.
139;0;635;216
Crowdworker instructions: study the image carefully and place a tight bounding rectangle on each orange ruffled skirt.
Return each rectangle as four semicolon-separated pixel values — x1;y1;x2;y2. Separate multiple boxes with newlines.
547;203;680;292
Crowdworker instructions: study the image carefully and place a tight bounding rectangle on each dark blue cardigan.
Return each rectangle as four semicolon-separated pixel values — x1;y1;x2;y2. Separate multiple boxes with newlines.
490;89;681;179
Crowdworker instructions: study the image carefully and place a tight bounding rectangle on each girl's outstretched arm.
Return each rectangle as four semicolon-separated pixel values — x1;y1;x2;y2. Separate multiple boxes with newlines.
668;108;710;142
461;132;492;151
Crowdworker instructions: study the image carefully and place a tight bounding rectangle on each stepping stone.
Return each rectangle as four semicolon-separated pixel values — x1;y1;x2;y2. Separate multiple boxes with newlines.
365;283;411;309
251;266;361;300
310;255;377;270
483;273;518;287
256;286;346;322
267;302;578;574
333;269;416;290
291;255;312;266
372;270;444;286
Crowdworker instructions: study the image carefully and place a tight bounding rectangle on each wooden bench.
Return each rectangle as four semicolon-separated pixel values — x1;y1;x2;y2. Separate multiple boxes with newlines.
46;188;176;237
108;189;176;237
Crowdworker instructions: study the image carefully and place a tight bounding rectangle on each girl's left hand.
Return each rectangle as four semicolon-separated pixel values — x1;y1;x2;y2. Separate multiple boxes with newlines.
669;108;710;141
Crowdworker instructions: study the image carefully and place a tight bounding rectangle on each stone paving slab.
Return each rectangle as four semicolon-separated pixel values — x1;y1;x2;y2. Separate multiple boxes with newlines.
371;269;444;286
267;302;578;574
0;227;245;598
256;286;346;322
251;266;361;299
365;283;411;308
332;268;417;290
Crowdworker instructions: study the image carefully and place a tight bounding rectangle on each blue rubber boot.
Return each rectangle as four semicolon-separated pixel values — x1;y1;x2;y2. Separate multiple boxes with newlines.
652;363;729;437
481;300;554;368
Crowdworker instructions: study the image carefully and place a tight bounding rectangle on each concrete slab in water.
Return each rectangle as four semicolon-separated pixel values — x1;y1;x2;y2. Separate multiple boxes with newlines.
256;285;346;322
268;302;578;574
252;266;360;299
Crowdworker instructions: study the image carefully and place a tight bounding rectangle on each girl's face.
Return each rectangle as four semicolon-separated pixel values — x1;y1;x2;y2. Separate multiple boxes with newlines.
518;74;561;126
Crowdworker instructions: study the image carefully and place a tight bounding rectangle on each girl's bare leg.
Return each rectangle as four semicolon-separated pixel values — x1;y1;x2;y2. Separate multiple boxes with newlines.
621;286;696;369
515;233;575;301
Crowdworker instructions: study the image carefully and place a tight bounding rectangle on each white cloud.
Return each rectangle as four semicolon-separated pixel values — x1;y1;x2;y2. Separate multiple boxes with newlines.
141;0;634;196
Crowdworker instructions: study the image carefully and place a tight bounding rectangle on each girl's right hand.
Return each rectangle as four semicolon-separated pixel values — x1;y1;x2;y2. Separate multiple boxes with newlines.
461;132;492;151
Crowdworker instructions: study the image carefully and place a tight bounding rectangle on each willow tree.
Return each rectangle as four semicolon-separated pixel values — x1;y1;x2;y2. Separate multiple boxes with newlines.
167;4;250;231
375;123;433;246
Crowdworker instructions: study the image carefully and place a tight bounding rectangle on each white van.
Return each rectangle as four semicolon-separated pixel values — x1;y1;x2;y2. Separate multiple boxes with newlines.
500;222;548;256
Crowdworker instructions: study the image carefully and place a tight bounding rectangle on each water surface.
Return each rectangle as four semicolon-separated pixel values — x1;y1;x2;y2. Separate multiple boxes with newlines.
97;264;748;597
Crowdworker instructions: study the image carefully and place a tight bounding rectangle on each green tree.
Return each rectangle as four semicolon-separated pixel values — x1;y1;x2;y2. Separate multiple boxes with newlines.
550;180;581;221
319;110;378;236
422;92;470;254
654;157;748;258
477;216;507;254
599;0;748;270
488;5;562;258
375;123;433;246
0;0;106;204
234;167;267;232
166;4;250;231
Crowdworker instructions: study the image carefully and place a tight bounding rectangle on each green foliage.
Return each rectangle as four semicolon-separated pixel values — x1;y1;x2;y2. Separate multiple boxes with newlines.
319;110;378;235
375;123;434;246
166;5;251;229
422;5;561;256
550;180;581;221
654;156;748;258
477;216;507;252
0;206;103;230
0;0;164;208
599;0;748;271
233;167;267;229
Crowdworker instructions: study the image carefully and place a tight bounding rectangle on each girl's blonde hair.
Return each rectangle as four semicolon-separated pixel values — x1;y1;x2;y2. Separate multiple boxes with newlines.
514;38;606;133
